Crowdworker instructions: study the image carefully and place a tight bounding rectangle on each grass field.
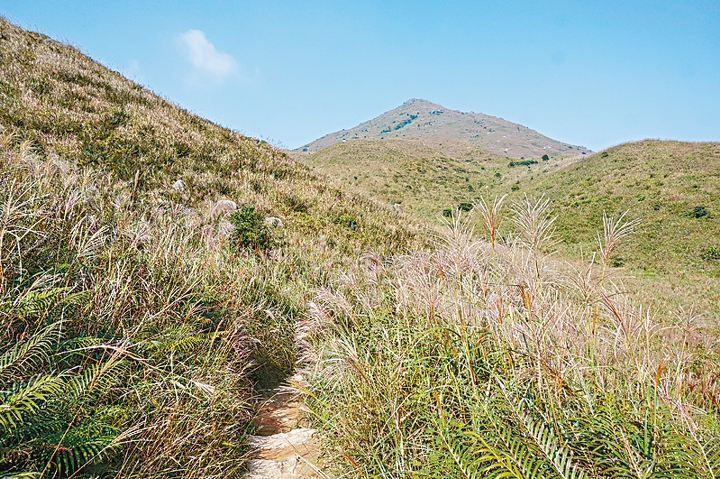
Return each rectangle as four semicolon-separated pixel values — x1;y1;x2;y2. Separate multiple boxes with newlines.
294;136;582;220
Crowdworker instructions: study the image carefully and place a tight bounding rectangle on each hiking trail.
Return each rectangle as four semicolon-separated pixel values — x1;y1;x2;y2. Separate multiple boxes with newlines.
246;375;324;478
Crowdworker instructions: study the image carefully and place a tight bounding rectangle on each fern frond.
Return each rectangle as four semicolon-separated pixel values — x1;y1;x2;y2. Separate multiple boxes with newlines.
0;372;66;431
66;358;126;399
0;322;61;378
520;414;588;479
685;436;720;479
13;286;74;317
43;420;121;475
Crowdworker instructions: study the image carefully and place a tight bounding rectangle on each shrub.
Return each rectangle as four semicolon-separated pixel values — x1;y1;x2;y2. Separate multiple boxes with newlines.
703;247;720;261
610;256;625;267
458;202;473;212
228;206;274;252
442;208;453;218
511;183;520;191
511;159;538;167
689;206;709;218
542;154;550;161
334;213;358;230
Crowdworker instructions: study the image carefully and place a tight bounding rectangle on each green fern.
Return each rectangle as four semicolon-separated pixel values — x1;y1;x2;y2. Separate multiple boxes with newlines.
519;413;588;479
0;322;61;377
41;418;121;475
0;322;125;476
0;372;67;431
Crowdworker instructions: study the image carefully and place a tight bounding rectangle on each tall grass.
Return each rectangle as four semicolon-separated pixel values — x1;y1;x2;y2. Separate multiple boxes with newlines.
0;132;421;477
0;146;264;478
302;197;720;478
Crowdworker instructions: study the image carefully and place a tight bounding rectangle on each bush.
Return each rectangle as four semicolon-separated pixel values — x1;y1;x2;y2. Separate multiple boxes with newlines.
689;206;709;218
442;208;453;218
542;154;550;161
511;183;520;191
334;213;358;230
703;247;720;261
458;202;473;212
510;160;538;167
228;206;274;252
610;256;625;267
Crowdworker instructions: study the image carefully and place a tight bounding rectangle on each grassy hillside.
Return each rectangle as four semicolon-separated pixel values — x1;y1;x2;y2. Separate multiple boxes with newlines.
294;136;582;220
516;140;720;276
299;135;720;316
303;207;720;478
298;98;592;158
0;17;423;478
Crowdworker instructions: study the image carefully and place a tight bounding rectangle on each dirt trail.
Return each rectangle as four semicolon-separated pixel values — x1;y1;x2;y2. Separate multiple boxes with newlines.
246;376;324;478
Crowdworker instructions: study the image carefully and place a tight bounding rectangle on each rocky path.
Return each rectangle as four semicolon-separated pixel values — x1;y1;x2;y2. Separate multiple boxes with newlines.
246;377;325;478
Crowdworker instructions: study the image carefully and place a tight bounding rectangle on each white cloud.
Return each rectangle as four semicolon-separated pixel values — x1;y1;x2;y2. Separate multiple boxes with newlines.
178;29;238;80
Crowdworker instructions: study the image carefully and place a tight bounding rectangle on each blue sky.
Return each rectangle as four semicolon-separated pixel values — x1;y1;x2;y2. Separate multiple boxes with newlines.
2;1;719;151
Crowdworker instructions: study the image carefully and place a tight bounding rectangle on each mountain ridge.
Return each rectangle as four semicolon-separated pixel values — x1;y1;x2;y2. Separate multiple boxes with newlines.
299;98;592;158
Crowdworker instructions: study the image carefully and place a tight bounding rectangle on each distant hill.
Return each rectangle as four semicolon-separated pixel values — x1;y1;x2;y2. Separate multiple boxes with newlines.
292;136;581;220
298;98;592;158
517;140;720;277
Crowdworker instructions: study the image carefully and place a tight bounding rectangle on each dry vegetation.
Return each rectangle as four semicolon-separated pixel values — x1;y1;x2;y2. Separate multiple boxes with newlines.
0;18;422;478
302;202;720;477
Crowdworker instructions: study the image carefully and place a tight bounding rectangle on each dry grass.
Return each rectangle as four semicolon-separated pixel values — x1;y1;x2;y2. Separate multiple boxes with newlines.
0;17;424;478
302;200;720;478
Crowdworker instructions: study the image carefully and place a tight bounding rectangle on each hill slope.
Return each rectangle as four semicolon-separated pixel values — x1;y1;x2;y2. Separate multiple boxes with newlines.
4;17;720;479
297;135;720;316
519;140;720;277
0;17;423;478
499;139;720;317
299;98;592;158
293;136;581;220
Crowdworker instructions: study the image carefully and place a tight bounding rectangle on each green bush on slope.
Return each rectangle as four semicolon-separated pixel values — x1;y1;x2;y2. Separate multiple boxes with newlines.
228;206;275;253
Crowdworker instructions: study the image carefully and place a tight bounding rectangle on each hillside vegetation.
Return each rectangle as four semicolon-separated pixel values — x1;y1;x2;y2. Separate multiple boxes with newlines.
510;140;720;316
303;205;720;478
299;98;592;158
301;136;720;316
519;140;720;276
0;17;422;478
294;136;581;220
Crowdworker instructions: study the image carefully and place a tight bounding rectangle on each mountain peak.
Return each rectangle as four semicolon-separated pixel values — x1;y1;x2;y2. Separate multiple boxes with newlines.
299;100;591;158
403;98;432;105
